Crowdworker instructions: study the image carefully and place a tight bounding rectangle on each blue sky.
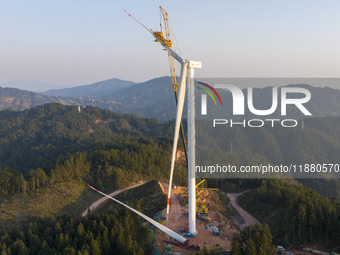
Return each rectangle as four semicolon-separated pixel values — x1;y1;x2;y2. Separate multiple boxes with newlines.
1;0;340;88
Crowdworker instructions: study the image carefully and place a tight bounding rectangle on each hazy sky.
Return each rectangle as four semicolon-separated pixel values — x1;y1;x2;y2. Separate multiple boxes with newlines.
1;0;340;89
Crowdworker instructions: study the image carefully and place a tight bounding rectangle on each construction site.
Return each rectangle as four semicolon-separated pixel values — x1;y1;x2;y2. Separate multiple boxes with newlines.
151;182;239;254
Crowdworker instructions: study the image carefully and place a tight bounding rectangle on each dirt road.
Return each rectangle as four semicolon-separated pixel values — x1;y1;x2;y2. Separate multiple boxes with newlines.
82;182;145;217
227;192;260;230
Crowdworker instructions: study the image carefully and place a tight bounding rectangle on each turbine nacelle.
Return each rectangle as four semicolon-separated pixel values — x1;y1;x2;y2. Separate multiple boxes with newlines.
189;61;202;69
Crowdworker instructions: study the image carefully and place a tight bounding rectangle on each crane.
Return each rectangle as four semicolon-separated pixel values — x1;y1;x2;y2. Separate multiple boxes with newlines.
125;7;202;235
155;6;188;166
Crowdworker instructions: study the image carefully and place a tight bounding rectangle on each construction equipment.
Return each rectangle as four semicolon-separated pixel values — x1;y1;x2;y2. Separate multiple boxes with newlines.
196;179;218;215
198;214;212;222
156;6;188;166
125;7;202;234
196;179;206;189
156;6;178;93
196;179;219;191
212;227;220;236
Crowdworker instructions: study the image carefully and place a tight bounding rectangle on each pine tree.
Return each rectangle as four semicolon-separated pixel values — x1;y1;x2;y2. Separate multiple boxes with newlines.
245;238;256;255
12;239;28;255
231;239;241;255
90;239;101;255
77;223;85;236
101;232;110;255
38;240;50;255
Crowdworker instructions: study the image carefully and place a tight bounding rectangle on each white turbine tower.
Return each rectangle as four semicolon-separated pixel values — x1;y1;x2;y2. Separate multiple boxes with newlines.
125;10;201;234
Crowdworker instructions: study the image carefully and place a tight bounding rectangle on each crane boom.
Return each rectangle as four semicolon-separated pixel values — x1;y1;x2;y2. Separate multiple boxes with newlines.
157;6;188;169
125;7;190;222
124;10;183;64
196;179;206;188
159;6;178;92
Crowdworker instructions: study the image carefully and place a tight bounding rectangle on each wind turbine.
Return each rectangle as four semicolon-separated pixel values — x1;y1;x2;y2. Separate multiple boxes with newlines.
125;9;201;234
88;9;201;244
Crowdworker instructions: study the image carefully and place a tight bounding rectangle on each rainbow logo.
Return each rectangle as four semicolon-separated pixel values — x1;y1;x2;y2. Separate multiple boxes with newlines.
197;82;223;106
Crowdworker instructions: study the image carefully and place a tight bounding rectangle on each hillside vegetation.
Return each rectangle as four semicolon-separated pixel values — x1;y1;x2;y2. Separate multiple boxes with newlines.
197;116;340;198
0;103;340;252
0;104;188;233
0;181;164;255
0;103;172;172
238;179;340;246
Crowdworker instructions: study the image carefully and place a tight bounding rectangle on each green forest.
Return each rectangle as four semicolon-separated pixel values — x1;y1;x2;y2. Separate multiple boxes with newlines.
231;224;276;255
1;103;340;253
238;179;340;245
0;180;165;255
197;116;340;198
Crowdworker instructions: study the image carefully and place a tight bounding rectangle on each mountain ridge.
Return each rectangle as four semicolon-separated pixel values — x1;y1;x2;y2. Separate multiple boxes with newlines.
1;76;340;121
0;79;63;92
42;77;135;98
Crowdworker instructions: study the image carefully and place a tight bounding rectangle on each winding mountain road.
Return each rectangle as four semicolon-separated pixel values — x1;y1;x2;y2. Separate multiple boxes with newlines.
227;192;261;230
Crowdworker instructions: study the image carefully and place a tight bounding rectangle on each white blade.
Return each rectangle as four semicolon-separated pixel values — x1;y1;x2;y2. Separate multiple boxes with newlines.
166;62;188;220
87;184;187;244
124;10;184;64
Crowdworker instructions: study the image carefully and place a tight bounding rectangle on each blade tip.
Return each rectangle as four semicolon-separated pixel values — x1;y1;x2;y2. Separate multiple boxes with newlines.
124;10;131;16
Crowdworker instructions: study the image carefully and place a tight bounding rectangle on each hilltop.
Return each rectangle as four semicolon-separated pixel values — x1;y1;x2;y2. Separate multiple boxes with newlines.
42;78;135;98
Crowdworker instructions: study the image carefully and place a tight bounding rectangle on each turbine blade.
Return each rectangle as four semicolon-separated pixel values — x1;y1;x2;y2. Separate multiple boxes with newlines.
87;184;187;244
166;62;188;220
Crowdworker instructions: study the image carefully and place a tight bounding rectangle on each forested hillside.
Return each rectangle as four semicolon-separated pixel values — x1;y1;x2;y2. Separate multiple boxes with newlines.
0;104;189;198
1;103;340;253
197;116;340;166
238;179;340;247
197;116;340;198
0;103;173;172
0;181;165;255
1;104;340;199
0;87;64;111
0;104;187;233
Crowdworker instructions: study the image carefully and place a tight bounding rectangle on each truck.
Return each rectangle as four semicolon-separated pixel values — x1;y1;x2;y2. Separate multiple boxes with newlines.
212;227;220;236
198;215;212;222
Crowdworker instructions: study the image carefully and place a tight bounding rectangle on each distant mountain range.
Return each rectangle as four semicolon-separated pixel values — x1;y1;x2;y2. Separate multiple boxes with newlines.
42;78;135;98
1;77;340;121
0;80;63;92
0;86;65;111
